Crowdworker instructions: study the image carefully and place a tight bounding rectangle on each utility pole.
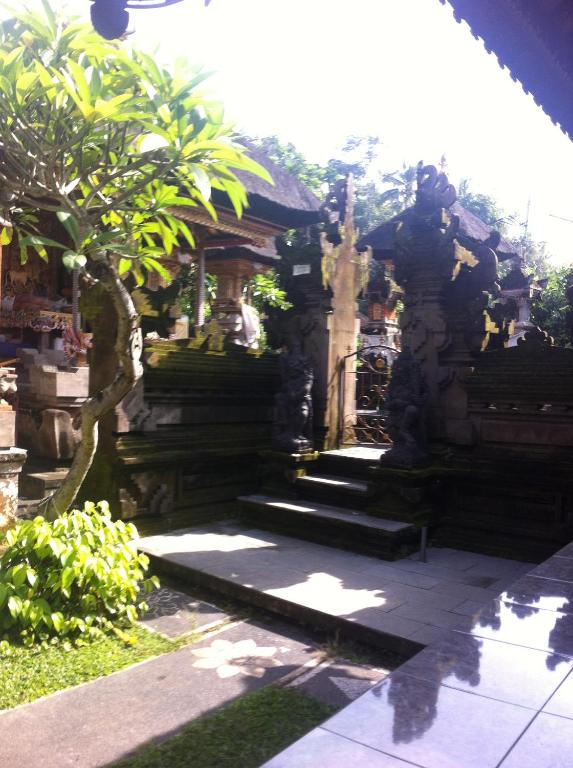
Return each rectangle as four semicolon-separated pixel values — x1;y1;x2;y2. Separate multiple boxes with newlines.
519;197;531;261
550;213;573;225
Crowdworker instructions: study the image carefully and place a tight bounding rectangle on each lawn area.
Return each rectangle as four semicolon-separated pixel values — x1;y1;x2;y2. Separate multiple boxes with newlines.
0;626;180;710
114;685;334;768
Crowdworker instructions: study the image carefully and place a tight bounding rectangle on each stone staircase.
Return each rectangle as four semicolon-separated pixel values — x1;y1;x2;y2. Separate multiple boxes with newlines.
239;447;419;560
138;446;532;654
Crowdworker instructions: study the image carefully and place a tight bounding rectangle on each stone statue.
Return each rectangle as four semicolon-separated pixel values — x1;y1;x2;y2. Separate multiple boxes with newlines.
319;177;348;246
273;342;314;453
380;348;429;469
415;164;457;214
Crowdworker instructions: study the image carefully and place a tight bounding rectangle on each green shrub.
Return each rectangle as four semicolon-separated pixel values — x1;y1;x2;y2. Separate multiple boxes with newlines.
0;501;158;649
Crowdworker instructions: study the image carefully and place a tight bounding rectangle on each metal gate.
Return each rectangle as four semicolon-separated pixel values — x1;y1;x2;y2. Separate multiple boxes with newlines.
338;344;398;446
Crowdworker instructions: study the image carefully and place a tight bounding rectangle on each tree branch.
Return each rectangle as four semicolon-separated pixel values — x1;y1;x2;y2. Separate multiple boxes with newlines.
42;257;143;518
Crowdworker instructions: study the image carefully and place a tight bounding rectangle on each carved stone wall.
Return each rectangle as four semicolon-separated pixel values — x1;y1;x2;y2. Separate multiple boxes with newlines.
80;338;279;524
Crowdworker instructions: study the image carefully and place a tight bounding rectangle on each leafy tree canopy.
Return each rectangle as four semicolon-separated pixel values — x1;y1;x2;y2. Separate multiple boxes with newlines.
0;3;270;278
532;265;573;347
0;3;270;515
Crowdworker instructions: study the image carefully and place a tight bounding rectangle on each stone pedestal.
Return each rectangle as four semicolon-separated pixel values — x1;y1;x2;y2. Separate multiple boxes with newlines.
258;450;319;497
367;465;440;527
0;447;27;533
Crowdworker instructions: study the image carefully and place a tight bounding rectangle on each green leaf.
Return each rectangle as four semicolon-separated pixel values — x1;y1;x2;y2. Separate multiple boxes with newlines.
61;567;75;591
19;234;67;251
26;568;38;588
118;258;133;276
0;227;13;245
40;0;58;35
56;211;80;247
189;165;212;202
158;103;172;124
136;133;169;153
62;251;87;271
7;595;22;618
11;563;27;588
141;257;171;282
51;612;64;632
67;59;92;106
16;71;38;96
48;538;65;558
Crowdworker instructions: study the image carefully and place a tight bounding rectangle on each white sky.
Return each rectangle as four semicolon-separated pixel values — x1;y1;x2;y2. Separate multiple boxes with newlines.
14;1;573;265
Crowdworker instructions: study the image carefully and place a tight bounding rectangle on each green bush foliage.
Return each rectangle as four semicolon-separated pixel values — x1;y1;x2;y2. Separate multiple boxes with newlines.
0;501;158;649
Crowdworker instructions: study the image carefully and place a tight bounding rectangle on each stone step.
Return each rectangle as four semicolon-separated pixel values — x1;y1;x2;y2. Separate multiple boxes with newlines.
17;497;43;518
295;473;373;510
316;446;388;479
20;469;68;499
296;474;371;495
238;493;416;560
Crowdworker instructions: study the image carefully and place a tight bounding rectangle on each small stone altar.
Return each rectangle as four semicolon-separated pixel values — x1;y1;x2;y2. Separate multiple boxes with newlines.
16;348;88;460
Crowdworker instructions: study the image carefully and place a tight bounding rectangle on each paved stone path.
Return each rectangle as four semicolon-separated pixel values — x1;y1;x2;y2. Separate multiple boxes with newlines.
139;586;228;638
140;523;532;650
1;589;388;768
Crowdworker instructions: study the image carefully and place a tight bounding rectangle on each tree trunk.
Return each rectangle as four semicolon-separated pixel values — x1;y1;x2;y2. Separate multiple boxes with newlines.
43;260;143;519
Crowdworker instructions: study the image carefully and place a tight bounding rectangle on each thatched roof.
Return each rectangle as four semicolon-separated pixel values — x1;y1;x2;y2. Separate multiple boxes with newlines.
442;0;573;141
212;145;322;229
358;201;517;261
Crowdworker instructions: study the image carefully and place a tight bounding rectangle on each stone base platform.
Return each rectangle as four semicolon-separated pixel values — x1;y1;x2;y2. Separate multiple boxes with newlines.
139;522;531;657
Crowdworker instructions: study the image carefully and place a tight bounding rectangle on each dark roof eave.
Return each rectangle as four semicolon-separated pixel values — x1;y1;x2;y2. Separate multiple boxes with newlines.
441;0;573;141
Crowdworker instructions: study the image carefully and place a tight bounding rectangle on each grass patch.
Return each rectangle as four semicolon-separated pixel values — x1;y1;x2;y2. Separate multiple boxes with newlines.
114;685;335;768
0;626;180;710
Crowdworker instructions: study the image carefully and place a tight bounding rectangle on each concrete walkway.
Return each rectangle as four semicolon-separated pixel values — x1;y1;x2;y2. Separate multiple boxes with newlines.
0;590;388;768
140;522;532;652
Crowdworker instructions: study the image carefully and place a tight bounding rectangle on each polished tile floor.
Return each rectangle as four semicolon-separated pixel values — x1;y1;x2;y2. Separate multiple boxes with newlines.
264;542;573;768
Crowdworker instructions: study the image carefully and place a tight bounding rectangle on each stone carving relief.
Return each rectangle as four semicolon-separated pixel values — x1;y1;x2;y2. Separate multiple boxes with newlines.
380;348;429;469
273;342;314;453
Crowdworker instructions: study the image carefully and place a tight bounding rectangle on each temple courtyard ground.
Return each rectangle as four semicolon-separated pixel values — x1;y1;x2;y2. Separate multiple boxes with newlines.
139;522;531;653
1;536;532;767
0;585;389;768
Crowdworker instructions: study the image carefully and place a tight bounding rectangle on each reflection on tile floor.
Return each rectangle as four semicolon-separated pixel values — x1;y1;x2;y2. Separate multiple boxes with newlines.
264;539;573;768
323;671;536;768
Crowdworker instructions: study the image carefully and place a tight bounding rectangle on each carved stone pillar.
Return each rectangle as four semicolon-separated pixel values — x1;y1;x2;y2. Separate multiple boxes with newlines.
390;165;503;446
320;176;370;448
